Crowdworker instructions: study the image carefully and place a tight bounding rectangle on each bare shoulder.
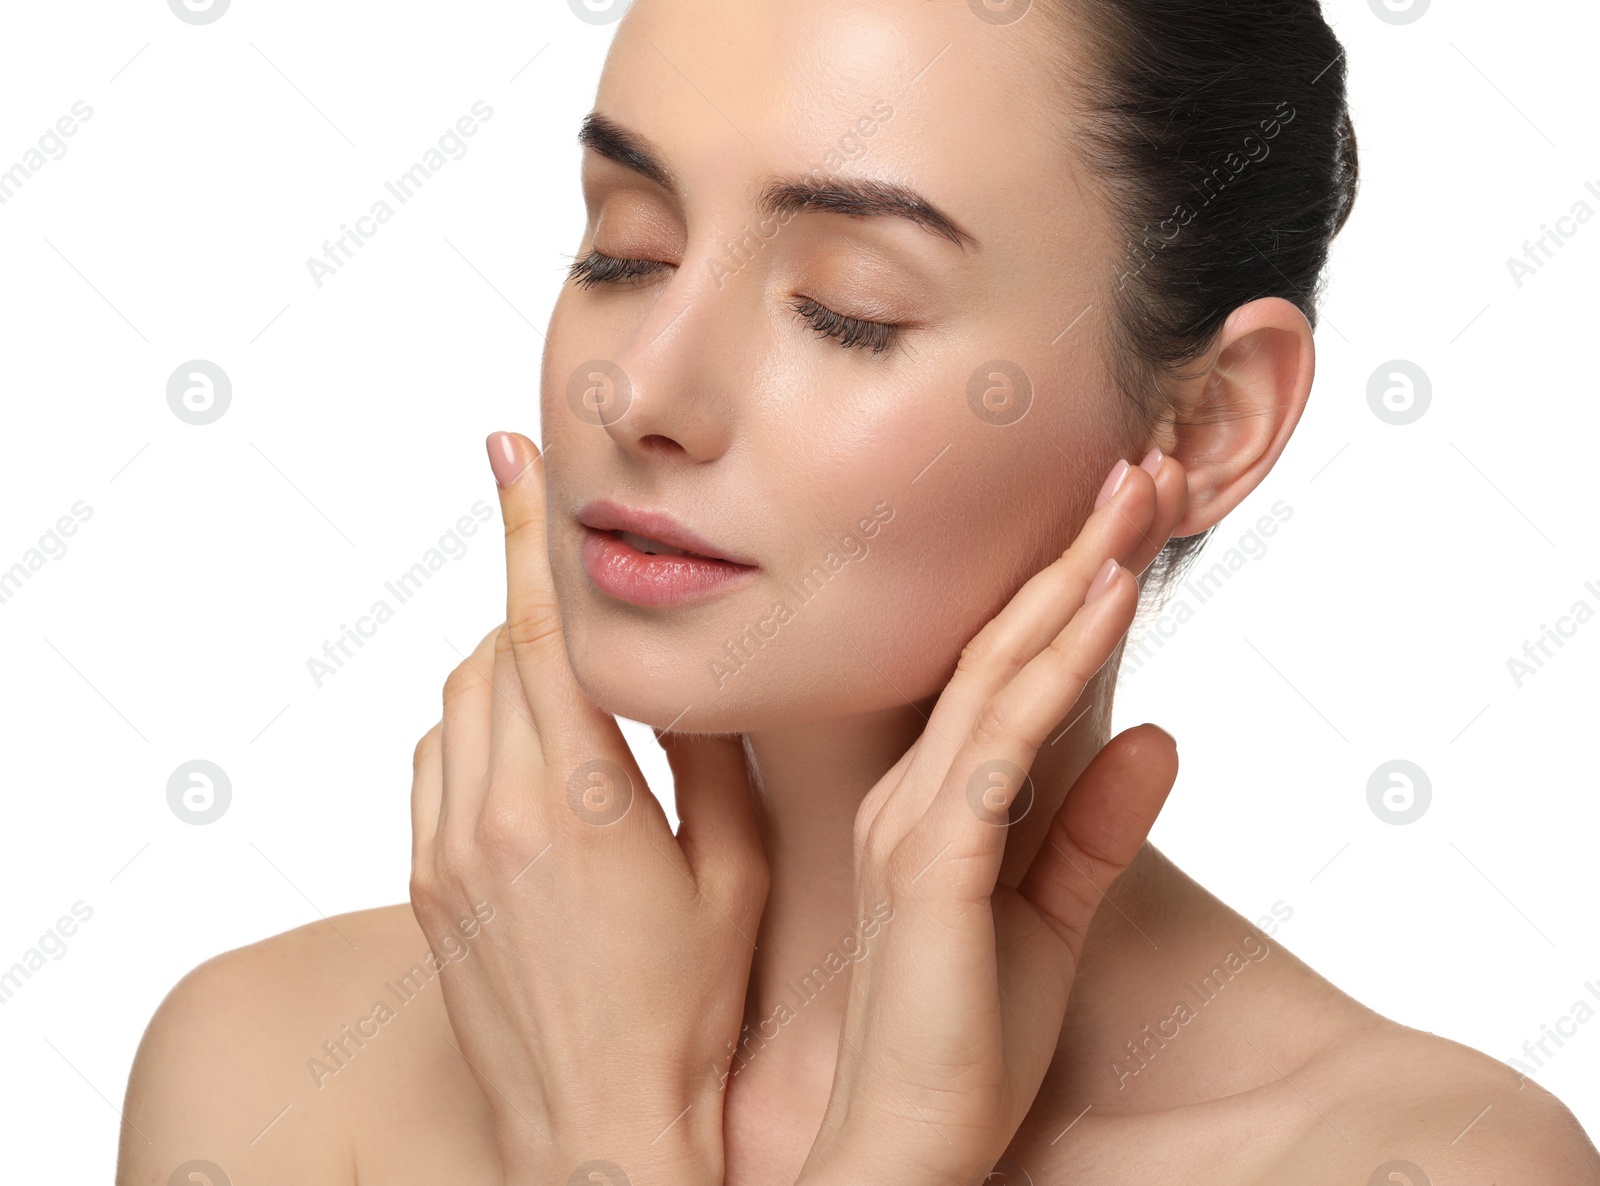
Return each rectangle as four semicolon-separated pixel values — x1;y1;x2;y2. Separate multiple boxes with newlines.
1281;1016;1600;1184
116;902;497;1186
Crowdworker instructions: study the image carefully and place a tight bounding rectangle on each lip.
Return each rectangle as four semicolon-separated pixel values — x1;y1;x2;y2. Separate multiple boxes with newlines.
576;498;759;607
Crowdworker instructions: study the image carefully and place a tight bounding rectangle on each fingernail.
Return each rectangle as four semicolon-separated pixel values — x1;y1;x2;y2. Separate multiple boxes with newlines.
1143;721;1176;747
1094;458;1130;511
1139;446;1164;477
1085;557;1120;603
486;432;521;487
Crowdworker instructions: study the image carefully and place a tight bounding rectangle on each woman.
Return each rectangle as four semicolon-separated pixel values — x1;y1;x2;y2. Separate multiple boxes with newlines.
118;0;1599;1182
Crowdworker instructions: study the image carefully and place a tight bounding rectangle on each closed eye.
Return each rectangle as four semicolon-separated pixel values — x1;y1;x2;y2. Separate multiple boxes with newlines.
566;249;903;355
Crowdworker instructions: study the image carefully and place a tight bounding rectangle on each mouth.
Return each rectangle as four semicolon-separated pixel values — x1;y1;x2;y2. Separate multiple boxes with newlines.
609;529;723;560
576;499;758;607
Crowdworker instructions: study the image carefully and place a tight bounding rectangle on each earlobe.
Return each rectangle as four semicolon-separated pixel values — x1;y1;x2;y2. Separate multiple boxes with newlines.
1159;296;1315;537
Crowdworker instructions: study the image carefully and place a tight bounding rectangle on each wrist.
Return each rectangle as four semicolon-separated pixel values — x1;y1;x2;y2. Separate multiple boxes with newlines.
498;1092;726;1186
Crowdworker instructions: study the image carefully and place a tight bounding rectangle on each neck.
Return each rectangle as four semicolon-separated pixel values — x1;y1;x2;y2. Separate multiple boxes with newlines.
724;669;1121;1087
717;668;1349;1120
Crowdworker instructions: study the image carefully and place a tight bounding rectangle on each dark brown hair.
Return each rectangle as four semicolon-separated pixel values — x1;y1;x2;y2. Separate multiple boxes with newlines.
1048;0;1358;606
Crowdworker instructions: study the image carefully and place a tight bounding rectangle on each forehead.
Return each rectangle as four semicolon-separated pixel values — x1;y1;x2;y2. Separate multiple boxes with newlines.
595;0;1088;245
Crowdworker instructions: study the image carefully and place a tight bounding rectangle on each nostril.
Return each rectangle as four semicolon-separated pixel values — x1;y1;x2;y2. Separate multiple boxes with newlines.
641;435;688;460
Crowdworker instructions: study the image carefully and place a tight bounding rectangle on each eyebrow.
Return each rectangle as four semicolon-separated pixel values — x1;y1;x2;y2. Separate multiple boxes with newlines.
577;111;979;252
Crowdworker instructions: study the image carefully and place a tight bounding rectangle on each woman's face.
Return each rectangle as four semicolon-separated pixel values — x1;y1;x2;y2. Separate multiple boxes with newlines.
541;0;1134;732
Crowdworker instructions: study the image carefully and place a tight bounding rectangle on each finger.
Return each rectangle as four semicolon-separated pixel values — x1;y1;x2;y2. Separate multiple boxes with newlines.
657;729;768;915
1018;723;1179;967
485;618;542;774
436;624;500;846
852;734;922;849
885;459;1156;841
488;430;615;757
1124;450;1189;578
909;460;1160;787
410;722;443;868
910;560;1141;900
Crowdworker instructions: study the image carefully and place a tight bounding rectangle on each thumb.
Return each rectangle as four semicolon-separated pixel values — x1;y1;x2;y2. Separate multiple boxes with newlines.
655;729;770;912
1018;723;1178;966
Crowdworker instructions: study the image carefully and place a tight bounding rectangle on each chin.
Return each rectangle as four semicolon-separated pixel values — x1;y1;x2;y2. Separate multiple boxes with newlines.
557;598;746;734
564;648;759;736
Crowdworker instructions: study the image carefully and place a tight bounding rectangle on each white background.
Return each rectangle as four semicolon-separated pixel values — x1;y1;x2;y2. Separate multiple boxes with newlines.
0;0;1596;1174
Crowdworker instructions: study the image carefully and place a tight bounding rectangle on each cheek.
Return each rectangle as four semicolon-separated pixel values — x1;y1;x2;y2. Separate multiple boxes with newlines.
540;309;1121;728
777;430;1093;706
700;396;1102;723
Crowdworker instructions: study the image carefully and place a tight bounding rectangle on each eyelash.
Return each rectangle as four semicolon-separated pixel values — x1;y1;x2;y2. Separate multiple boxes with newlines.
566;249;901;355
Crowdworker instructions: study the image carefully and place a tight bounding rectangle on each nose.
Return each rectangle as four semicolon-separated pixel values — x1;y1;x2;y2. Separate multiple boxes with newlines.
581;263;749;467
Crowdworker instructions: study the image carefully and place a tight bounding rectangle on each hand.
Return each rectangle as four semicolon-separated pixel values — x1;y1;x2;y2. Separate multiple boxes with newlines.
408;431;769;1186
798;451;1187;1186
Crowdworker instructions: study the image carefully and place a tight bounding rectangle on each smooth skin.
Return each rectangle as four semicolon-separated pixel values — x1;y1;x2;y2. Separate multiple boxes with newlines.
117;0;1599;1182
412;431;1178;1186
117;435;1600;1186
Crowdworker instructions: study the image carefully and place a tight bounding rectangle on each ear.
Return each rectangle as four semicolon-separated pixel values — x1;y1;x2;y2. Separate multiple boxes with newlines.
1153;296;1315;537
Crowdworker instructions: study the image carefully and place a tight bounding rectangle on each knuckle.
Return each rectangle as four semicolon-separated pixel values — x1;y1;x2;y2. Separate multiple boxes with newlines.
506;599;563;652
493;621;516;660
881;836;922;889
707;851;770;912
1060;797;1144;872
412;724;442;774
408;865;442;918
1044;634;1099;687
956;628;1025;683
504;508;543;551
858;812;885;861
969;699;1010;748
851;808;876;864
955;630;996;675
435;822;483;882
474;789;536;870
865;815;903;873
441;659;484;707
